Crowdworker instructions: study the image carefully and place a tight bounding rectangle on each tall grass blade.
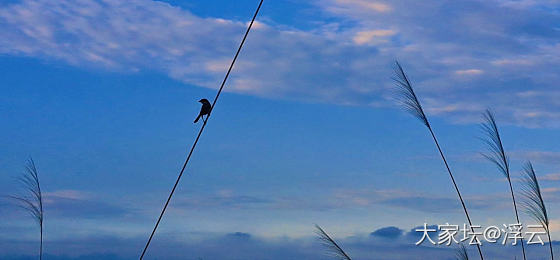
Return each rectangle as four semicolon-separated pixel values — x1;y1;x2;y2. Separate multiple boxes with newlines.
456;244;469;260
480;109;526;260
10;158;44;260
314;224;352;260
521;162;554;260
393;61;429;127
393;61;483;259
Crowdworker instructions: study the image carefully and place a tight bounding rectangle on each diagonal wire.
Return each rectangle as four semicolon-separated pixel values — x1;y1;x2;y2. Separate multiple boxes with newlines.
139;1;264;258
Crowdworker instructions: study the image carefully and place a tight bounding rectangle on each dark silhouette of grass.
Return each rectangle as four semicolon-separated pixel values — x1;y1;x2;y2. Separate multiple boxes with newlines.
480;110;526;260
521;162;554;260
9;158;44;260
393;61;483;259
456;244;469;260
314;224;352;260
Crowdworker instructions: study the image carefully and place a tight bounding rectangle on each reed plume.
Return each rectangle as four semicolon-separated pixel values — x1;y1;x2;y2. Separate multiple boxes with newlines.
456;244;469;260
10;158;44;260
393;61;483;259
521;162;553;259
314;224;352;260
480;109;526;260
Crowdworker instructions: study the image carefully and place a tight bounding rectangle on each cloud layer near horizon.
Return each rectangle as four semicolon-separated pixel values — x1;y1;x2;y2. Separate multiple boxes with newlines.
2;226;556;260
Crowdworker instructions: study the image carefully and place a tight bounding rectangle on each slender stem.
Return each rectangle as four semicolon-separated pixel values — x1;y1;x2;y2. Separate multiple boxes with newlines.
507;176;526;260
493;114;526;260
40;225;43;260
547;231;554;260
428;127;484;260
35;158;44;260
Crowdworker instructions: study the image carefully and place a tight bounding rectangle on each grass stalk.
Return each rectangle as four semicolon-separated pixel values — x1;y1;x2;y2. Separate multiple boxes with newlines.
314;224;352;260
521;162;554;260
10;158;44;260
456;243;469;260
480;110;526;260
393;61;483;259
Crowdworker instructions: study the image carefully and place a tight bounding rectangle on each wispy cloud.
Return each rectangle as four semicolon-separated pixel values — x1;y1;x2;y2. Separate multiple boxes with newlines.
329;189;510;213
0;0;390;107
353;29;396;45
510;151;560;164
454;69;484;76
333;0;393;13
175;193;272;209
315;0;560;126
3;189;133;219
541;173;560;181
138;188;508;213
44;189;89;200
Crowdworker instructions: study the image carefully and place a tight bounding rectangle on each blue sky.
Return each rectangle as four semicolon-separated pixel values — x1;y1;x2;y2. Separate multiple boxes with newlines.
1;0;560;259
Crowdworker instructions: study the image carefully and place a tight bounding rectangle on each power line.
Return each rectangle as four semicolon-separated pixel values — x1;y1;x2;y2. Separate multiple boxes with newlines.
139;0;264;258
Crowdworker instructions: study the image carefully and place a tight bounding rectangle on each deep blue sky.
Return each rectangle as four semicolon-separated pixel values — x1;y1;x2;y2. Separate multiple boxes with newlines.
1;0;560;259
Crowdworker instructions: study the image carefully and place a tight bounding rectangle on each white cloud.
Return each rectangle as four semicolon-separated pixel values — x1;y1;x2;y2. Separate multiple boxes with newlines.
491;58;534;66
496;0;560;9
548;219;560;232
334;0;392;13
0;0;393;105
454;69;484;75
1;0;560;127
542;187;560;193
44;189;90;200
541;173;560;181
353;29;396;45
511;151;560;164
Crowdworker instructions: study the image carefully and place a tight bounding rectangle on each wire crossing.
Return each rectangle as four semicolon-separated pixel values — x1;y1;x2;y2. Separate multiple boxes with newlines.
139;1;264;258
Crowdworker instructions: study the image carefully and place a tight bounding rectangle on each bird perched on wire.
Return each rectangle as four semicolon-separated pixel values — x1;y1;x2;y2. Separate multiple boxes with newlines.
194;98;212;123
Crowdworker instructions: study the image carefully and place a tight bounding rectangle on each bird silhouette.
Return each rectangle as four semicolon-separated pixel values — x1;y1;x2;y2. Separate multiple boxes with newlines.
194;98;212;123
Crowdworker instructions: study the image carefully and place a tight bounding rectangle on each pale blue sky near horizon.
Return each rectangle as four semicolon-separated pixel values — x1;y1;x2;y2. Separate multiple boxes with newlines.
1;0;560;259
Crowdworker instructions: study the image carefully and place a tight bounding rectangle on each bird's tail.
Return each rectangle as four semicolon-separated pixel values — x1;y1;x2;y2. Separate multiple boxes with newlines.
194;114;201;123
